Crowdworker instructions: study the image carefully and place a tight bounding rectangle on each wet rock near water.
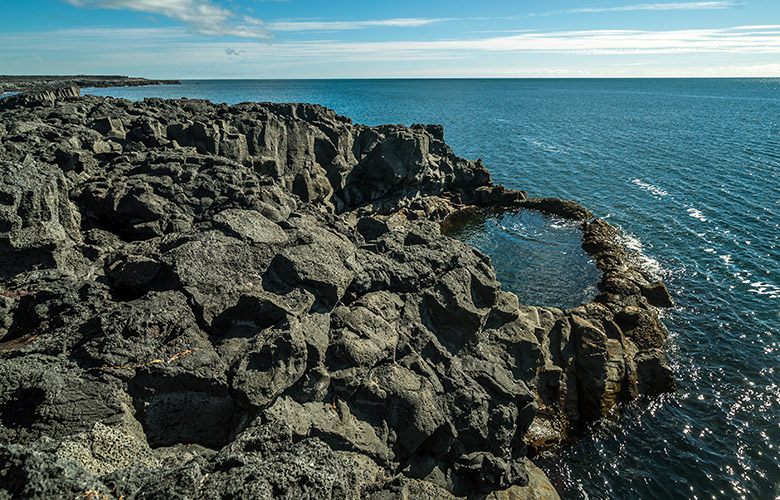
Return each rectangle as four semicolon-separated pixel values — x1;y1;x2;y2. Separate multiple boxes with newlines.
517;212;676;446
0;89;672;499
516;197;592;222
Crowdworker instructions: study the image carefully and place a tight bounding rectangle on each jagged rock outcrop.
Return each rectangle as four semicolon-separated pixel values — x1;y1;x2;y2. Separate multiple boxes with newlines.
0;86;81;110
498;213;675;450
0;89;673;499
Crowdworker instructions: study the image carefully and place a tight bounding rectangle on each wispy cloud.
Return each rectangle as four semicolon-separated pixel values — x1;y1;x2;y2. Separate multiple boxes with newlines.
256;26;780;58
267;17;455;32
9;25;780;60
538;1;744;16
266;4;744;33
62;0;271;38
4;25;780;78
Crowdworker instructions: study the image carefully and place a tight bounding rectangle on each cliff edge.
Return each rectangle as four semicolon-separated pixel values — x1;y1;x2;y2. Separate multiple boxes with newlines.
0;89;673;499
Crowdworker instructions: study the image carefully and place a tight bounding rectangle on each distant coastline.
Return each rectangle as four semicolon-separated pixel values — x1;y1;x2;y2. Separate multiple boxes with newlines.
0;75;180;95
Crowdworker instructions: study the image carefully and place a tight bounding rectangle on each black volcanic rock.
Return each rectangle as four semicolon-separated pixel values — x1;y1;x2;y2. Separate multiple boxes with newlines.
517;197;593;221
0;86;82;110
0;90;670;499
0;75;180;94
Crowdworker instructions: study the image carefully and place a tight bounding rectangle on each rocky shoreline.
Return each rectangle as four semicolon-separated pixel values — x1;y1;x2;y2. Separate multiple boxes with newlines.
0;76;180;95
0;87;674;499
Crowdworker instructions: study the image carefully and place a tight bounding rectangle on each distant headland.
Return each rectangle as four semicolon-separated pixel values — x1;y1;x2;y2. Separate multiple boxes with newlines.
0;75;180;94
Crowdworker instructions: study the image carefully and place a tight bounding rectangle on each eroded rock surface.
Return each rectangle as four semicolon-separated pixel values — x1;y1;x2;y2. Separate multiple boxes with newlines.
0;90;673;499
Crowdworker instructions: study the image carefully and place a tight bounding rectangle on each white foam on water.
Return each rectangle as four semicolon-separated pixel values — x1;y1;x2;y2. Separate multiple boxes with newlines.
550;217;580;230
520;135;567;155
687;208;708;222
730;271;780;297
622;233;642;252
620;232;666;281
531;140;559;152
720;254;733;265
632;178;669;197
748;281;780;297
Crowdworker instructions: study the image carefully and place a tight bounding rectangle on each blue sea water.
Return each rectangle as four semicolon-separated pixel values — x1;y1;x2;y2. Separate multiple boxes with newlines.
86;79;780;500
441;208;601;309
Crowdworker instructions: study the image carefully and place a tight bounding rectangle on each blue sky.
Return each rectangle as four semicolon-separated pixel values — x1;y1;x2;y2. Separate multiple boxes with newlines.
1;0;779;78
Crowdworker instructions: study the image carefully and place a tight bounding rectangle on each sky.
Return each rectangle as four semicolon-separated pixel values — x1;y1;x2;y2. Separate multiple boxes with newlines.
1;0;779;78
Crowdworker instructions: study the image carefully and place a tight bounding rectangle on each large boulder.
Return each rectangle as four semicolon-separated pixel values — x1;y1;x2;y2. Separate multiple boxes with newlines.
0;161;83;277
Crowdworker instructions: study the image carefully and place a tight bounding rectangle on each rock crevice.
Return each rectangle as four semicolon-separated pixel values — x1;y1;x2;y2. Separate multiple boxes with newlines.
0;89;673;499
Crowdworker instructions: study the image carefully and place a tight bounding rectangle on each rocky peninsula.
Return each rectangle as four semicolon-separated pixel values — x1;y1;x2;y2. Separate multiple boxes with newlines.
0;87;675;499
0;76;180;95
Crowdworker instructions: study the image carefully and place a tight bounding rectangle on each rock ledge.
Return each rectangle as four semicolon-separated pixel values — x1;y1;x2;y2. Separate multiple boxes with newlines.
0;90;672;499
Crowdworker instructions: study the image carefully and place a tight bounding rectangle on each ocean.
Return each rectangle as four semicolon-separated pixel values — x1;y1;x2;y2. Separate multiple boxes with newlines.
85;79;780;500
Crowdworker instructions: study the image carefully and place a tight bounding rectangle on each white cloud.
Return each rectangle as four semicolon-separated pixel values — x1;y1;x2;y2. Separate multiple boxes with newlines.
267;17;455;32
4;24;780;78
11;25;780;59
261;26;780;57
265;4;745;33
62;0;270;38
538;1;744;16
